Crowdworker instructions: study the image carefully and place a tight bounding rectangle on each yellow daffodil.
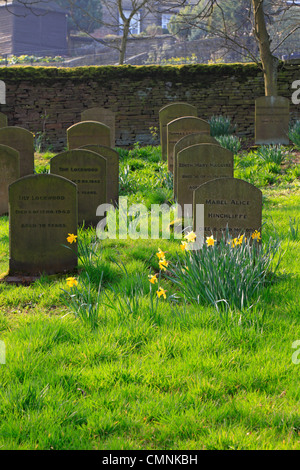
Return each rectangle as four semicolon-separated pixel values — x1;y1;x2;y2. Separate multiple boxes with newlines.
230;237;238;248
156;248;166;260
236;234;246;245
180;241;188;251
67;233;77;244
66;277;78;288
157;287;167;299
184;231;197;243
148;274;158;284
206;235;215;246
159;258;168;271
251;230;261;241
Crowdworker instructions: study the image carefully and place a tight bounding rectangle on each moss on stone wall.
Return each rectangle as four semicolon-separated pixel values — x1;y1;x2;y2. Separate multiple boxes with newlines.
0;63;262;84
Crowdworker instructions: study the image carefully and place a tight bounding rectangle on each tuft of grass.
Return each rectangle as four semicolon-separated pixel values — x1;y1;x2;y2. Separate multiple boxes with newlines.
288;120;300;149
216;135;241;154
208;115;236;137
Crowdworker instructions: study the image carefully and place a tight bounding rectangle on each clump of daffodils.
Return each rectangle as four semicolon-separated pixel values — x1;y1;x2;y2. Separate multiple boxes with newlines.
157;229;280;312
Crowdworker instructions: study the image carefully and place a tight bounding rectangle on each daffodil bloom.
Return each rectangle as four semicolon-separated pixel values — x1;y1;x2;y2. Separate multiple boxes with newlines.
206;235;215;246
180;241;188;251
159;258;168;271
236;234;246;245
66;277;78;288
156;248;166;260
184;231;197;243
67;233;77;244
251;230;261;241
157;287;167;299
230;237;238;248
148;274;158;284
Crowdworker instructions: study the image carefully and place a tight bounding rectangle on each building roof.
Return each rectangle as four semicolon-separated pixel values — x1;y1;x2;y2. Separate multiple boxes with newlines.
0;1;68;13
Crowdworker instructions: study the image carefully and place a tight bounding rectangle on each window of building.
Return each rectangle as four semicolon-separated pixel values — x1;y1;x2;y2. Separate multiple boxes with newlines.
120;10;141;35
161;13;173;31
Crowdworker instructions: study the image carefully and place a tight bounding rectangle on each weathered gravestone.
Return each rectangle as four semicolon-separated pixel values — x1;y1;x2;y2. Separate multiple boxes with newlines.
50;149;106;227
177;144;234;210
255;96;290;145
0;145;20;216
80;144;119;206
159;102;197;161
167;116;210;173
173;134;221;199
0;81;5;104
67;121;111;150
9;174;78;275
0;127;34;177
0;112;8;128
81;107;115;147
193;177;262;242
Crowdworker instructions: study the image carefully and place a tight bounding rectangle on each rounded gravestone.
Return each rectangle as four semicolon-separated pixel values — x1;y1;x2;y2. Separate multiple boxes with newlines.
9;174;78;275
167;116;210;172
67;121;111;150
80;144;119;206
193;177;262;241
50;149;107;227
159;102;197;161
177;144;234;208
0;144;20;216
173;134;220;199
0;126;34;177
81;108;115;147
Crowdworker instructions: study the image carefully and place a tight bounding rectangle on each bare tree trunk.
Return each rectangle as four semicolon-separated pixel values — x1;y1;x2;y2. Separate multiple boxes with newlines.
252;0;279;96
119;19;130;65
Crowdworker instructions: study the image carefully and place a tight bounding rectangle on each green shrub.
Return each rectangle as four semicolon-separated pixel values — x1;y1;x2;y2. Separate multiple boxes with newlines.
256;145;287;165
288;121;300;149
208;115;236;137
166;231;281;312
216;135;241;154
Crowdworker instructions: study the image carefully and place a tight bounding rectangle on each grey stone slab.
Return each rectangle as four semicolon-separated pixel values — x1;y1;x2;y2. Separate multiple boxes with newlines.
9;174;78;275
50;149;106;227
159;102;197;161
174;134;220;199
167;116;210;172
0;144;20;216
177;144;234;210
80;144;119;206
193;177;262;241
255;96;290;145
81;107;115;147
0;113;8;129
67;121;111;150
0;126;34;177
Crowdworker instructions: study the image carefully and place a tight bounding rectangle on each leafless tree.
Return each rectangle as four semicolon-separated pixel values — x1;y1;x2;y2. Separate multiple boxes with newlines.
169;0;300;96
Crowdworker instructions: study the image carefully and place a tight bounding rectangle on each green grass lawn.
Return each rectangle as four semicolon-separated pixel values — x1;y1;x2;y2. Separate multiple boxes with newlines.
0;144;299;450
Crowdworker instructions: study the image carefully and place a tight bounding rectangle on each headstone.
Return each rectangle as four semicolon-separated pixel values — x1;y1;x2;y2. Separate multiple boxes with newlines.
0;81;5;104
0;126;34;177
9;174;78;275
0;112;8;128
255;96;290;145
81;107;115;147
193;177;262;241
67;121;111;150
167;116;210;172
80;144;119;206
0;145;20;216
177;144;234;210
50;149;107;227
159;102;197;161
173;134;221;199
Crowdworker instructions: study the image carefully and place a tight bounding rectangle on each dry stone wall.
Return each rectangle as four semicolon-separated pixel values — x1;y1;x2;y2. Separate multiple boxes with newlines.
0;63;299;151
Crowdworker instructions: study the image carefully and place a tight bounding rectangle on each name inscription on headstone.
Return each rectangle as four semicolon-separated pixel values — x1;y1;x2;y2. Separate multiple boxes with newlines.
193;177;262;241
